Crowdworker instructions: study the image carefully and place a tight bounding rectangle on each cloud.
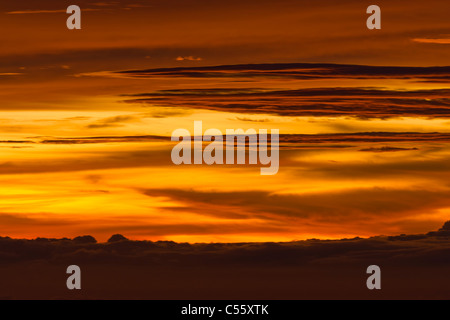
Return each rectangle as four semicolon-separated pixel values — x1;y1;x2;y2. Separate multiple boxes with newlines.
279;132;450;144
0;140;34;144
359;146;419;152
6;131;450;147
6;8;102;14
0;135;171;147
413;38;450;44
234;117;271;123
6;9;68;14
288;150;450;182
86;115;139;129
141;109;192;119
115;63;450;82
140;187;450;232
1;221;450;268
2;229;450;299
0;213;75;228
0;148;172;174
38;135;168;144
122;86;450;119
176;56;202;61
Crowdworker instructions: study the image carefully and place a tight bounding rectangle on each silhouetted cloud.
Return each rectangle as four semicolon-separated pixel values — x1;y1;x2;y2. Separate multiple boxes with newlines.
122;86;450;119
116;63;450;82
107;234;129;242
1;221;450;267
73;235;97;244
279;132;450;144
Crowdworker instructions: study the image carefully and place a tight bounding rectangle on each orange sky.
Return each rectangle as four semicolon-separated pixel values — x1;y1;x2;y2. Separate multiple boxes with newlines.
0;0;449;242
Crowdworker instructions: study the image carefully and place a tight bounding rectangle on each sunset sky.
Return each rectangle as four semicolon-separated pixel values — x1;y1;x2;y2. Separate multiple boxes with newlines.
0;0;449;242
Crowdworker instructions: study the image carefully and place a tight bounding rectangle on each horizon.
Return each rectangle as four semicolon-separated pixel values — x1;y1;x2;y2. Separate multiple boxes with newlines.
2;218;449;243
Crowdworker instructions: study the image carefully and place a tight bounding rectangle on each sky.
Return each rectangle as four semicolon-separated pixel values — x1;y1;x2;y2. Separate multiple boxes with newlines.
0;0;449;242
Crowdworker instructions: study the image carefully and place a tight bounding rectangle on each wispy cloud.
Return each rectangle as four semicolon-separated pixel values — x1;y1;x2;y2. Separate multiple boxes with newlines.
359;146;419;153
123;87;450;119
176;56;202;61
413;38;450;44
86;115;139;129
114;63;450;82
6;8;102;14
15;132;450;145
38;135;168;144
